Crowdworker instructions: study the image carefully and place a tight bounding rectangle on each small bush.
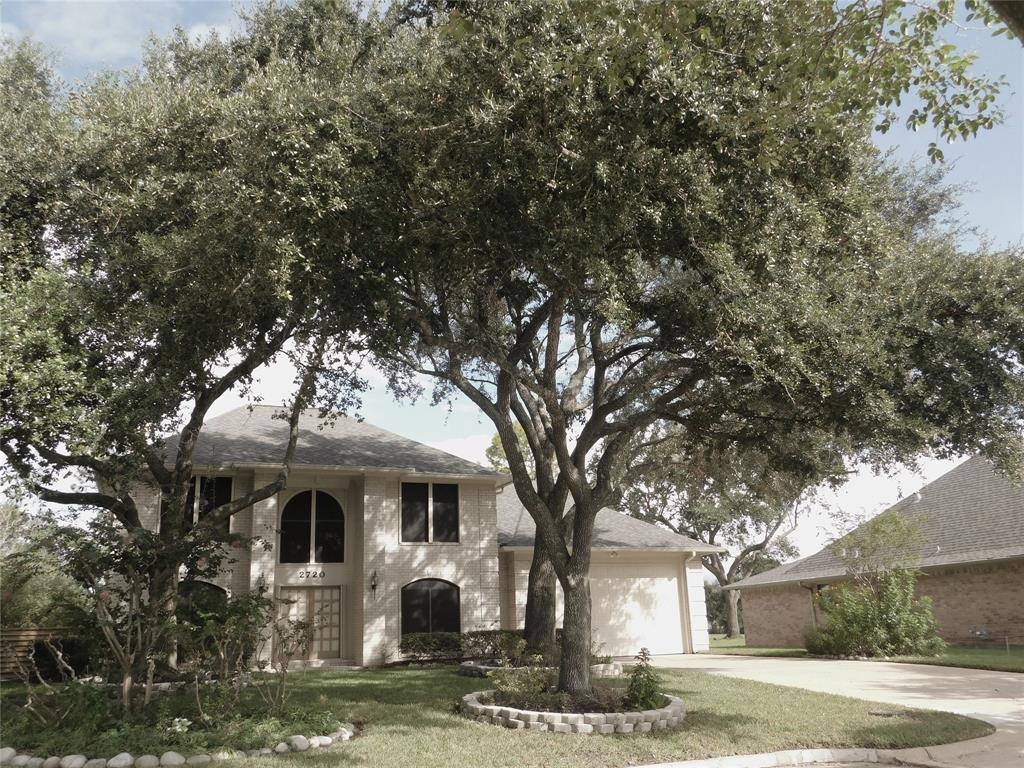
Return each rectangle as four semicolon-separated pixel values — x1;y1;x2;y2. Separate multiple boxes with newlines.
624;648;662;710
490;665;560;710
462;629;527;664
803;626;832;656
399;631;463;660
807;570;946;658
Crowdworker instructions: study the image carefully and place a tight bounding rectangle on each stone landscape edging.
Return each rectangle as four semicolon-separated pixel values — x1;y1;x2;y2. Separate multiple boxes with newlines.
459;689;684;734
457;661;623;678
0;725;357;768
630;746;970;768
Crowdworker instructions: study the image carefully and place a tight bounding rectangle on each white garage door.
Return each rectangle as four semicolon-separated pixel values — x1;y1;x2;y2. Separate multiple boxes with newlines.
588;561;685;657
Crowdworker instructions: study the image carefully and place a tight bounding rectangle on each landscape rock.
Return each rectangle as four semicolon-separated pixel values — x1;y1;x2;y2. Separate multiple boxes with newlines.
159;753;185;767
272;745;289;755
184;757;210;766
43;758;61;768
59;757;87;768
285;737;309;753
318;737;333;747
208;752;233;763
26;760;44;768
12;757;30;767
257;750;271;757
107;755;134;768
0;748;15;766
133;757;158;768
84;760;107;768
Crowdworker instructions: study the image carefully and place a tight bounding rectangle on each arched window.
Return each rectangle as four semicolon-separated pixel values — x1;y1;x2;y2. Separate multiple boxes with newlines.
177;581;228;624
280;491;345;564
401;579;460;635
314;491;344;563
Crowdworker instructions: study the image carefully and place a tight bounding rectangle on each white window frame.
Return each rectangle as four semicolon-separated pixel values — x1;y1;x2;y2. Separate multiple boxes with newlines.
400;481;459;544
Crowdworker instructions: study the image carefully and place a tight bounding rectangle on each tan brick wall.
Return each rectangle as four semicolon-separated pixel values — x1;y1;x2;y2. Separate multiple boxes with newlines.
741;557;1024;648
739;585;818;648
360;477;500;666
917;559;1024;642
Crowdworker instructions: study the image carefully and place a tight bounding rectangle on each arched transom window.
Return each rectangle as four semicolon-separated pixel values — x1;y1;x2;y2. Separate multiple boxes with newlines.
401;579;460;635
279;490;344;564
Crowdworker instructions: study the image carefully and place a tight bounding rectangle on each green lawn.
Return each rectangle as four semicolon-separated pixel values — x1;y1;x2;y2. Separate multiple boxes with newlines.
708;634;1024;673
2;666;993;768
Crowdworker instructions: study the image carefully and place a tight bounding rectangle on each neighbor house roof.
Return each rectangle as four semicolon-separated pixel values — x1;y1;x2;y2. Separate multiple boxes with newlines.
729;455;1024;590
162;405;506;479
496;487;724;553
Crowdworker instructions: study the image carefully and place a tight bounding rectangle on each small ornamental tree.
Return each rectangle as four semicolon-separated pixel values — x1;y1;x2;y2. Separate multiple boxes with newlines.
807;510;944;657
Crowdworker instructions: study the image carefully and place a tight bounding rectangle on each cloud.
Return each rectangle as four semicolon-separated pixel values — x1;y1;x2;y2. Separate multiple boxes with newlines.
4;1;247;83
1;20;23;40
186;21;234;41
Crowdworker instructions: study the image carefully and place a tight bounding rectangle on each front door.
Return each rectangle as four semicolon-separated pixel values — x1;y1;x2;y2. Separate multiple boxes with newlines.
278;586;343;660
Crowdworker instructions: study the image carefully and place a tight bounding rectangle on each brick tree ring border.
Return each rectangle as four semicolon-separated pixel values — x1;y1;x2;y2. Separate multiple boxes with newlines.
458;661;623;678
459;690;685;735
0;724;358;768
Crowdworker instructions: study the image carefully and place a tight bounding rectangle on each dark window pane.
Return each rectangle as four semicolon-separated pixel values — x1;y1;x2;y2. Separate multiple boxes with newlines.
430;581;460;632
432;484;459;543
400;579;460;636
160;478;195;533
198;476;232;537
314;491;344;563
280;491;312;563
401;582;431;635
401;483;428;542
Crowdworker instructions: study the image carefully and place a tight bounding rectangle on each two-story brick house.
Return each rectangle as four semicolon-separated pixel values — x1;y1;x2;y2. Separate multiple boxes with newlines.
148;405;718;665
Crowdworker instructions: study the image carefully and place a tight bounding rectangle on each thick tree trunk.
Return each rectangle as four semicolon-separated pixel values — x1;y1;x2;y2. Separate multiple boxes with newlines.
524;541;557;659
726;588;742;638
558;573;592;696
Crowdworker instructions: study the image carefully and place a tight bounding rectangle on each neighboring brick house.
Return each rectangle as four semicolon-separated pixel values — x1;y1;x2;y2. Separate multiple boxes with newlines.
148;405;720;665
730;455;1024;648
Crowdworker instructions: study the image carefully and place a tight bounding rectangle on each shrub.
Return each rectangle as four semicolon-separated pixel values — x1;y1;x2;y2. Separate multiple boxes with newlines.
398;631;463;660
624;648;662;710
462;629;527;664
803;626;832;656
490;665;565;711
808;570;946;658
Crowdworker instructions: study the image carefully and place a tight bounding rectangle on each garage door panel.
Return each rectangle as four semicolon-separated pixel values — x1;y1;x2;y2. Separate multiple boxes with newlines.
588;562;684;657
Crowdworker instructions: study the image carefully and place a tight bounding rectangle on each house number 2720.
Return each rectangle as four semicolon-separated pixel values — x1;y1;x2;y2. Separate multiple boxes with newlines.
298;570;325;579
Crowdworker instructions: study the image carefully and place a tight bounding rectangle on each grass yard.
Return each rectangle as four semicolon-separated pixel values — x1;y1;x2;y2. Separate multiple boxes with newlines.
707;634;807;657
708;634;1024;673
223;666;992;768
4;665;989;768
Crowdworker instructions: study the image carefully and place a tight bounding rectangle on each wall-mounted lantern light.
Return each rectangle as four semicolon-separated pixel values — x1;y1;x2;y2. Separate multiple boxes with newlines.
370;569;378;597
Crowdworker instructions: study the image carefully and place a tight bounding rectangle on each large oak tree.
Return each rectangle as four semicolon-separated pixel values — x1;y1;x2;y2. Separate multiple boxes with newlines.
332;0;1024;694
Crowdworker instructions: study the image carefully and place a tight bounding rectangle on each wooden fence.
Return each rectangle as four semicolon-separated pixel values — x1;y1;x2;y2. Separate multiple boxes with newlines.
0;627;71;680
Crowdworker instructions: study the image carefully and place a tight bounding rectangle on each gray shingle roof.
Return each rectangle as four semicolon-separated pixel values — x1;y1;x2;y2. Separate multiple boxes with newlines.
496;487;724;552
162;405;505;478
730;455;1024;590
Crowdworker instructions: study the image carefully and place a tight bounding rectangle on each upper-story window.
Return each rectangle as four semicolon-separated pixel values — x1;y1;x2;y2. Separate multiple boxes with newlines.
280;490;345;564
160;476;232;536
400;482;459;543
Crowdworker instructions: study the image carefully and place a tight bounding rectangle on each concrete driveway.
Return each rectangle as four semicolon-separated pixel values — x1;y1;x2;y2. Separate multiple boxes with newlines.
654;654;1023;768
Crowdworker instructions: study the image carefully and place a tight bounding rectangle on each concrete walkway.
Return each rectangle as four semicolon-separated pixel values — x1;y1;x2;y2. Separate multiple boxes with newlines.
653;654;1023;768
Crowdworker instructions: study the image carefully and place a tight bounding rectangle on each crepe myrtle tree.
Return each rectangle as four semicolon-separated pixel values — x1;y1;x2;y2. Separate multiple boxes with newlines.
622;432;822;638
0;24;384;669
332;0;1024;695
